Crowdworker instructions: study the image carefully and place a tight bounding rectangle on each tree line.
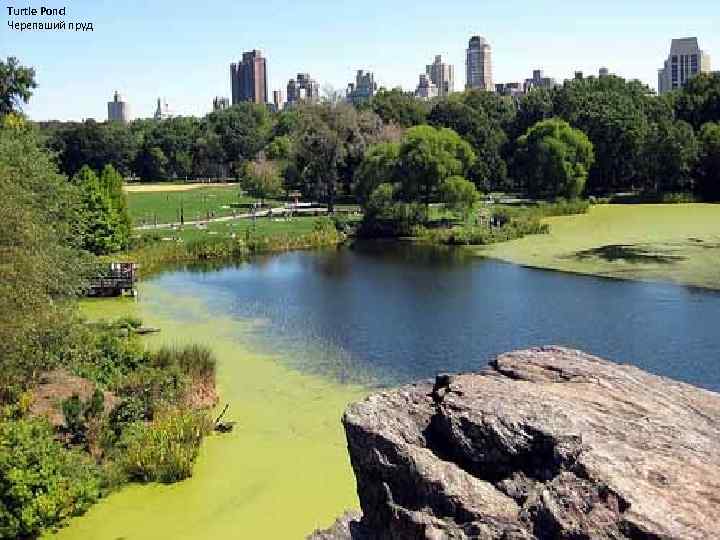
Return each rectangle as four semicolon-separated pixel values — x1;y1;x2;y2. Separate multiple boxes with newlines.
40;73;720;207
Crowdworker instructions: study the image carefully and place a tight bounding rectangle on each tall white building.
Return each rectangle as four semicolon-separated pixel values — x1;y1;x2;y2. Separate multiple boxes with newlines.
107;91;129;123
426;55;454;97
658;37;711;94
466;35;492;90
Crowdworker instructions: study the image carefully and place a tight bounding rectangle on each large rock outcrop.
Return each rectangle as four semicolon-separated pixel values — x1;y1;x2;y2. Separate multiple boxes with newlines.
311;347;720;539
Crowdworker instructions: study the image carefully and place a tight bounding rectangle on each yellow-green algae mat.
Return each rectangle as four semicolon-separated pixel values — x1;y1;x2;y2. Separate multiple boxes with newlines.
51;283;367;539
481;204;720;290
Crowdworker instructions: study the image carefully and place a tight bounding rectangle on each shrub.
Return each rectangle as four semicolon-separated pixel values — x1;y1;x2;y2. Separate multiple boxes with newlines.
108;397;147;438
61;389;105;442
420;211;550;246
0;418;102;538
149;344;216;383
114;316;143;331
116;409;213;483
117;365;189;415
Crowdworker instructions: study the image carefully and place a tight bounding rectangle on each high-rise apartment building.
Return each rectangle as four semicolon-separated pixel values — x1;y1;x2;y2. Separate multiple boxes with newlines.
658;38;711;94
495;82;523;97
273;90;284;111
213;96;230;111
466;36;492;90
415;74;438;100
286;73;319;106
523;69;557;92
346;70;377;105
230;50;268;105
426;55;454;97
107;91;129;123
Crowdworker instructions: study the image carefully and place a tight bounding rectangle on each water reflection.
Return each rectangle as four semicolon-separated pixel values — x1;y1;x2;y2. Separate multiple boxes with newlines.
151;243;720;392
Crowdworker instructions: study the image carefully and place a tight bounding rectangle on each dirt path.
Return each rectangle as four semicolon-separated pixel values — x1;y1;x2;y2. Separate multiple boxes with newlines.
123;183;237;193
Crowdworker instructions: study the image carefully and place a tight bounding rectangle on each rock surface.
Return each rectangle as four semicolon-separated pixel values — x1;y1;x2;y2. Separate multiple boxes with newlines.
310;347;720;539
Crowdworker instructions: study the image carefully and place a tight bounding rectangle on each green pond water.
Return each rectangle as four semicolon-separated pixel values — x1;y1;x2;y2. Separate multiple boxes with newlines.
51;282;366;540
50;243;720;539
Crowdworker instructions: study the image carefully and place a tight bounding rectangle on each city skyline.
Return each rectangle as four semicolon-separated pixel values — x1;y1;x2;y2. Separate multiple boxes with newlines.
5;0;719;121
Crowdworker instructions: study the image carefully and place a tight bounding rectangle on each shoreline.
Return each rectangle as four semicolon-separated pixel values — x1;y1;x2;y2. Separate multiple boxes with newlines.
55;281;367;540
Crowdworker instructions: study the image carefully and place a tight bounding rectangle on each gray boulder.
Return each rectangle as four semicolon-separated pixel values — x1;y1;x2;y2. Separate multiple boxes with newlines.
310;347;720;539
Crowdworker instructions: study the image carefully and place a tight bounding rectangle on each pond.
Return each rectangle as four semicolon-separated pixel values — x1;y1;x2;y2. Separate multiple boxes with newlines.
53;243;720;540
158;241;720;392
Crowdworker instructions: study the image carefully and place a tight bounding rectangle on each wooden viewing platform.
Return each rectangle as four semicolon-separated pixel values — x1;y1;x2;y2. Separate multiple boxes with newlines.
88;262;138;297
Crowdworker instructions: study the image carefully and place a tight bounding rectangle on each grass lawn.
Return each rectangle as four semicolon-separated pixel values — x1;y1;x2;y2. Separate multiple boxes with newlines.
479;204;720;290
138;216;327;243
127;185;267;225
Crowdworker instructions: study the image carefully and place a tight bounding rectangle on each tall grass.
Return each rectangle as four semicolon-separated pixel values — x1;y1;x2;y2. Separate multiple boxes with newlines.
116;409;214;483
151;344;216;382
128;219;344;275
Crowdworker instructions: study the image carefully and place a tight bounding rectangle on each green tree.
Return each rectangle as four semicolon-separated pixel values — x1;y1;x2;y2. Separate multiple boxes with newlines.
294;104;383;211
295;113;342;211
207;103;273;175
0;56;37;116
243;158;284;203
74;166;125;254
100;164;132;241
514;118;595;199
510;87;556;141
136;146;169;180
132;117;200;180
192;129;226;178
552;76;652;192
461;90;517;130
52;120;138;177
675;72;720;130
428;100;507;190
353;142;400;204
266;135;294;160
397;125;476;207
697;122;720;201
439;176;479;220
641;120;699;193
371;88;429;127
0;118;89;401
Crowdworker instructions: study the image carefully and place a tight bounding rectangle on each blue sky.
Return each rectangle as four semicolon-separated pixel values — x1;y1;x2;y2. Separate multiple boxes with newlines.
3;0;719;121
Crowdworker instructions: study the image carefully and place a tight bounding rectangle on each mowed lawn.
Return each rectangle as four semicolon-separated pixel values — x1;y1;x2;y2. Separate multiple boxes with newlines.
138;215;325;243
480;204;720;290
126;184;259;225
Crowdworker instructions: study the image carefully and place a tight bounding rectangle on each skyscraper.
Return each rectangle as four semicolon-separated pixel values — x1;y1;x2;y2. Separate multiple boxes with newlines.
273;90;284;111
230;50;268;105
213;96;230;111
658;38;711;94
153;98;173;120
415;74;438;100
286;73;319;106
346;70;377;105
466;36;492;90
523;69;557;92
107;91;129;123
426;55;454;97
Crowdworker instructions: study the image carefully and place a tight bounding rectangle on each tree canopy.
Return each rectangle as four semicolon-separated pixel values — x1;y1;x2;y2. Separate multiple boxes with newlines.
514;118;595;199
0;57;37;116
397;125;476;206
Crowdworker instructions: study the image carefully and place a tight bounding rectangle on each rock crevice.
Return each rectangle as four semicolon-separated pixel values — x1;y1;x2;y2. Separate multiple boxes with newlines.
310;347;720;539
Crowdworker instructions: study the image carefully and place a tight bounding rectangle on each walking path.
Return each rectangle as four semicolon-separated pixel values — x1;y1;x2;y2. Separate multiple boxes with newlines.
134;207;329;230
